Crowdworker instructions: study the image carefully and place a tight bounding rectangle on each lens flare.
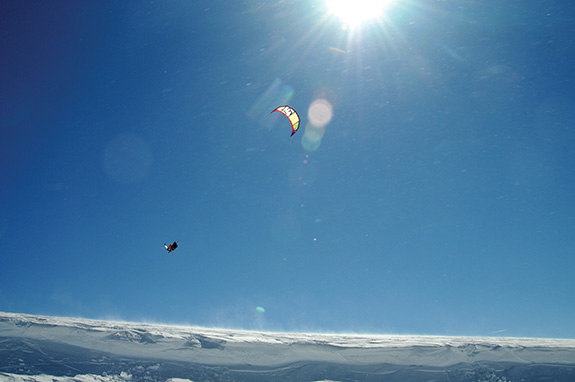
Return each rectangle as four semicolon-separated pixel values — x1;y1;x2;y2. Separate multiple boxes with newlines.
308;99;333;127
301;98;334;152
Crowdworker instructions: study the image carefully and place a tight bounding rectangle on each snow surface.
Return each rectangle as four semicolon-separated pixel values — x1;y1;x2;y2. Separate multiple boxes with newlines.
1;312;574;381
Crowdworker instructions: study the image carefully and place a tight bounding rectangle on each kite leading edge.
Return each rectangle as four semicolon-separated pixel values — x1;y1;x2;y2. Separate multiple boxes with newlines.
271;105;300;136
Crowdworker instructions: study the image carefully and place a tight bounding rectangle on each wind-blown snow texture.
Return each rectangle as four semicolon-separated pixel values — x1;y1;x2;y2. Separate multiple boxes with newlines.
1;312;574;382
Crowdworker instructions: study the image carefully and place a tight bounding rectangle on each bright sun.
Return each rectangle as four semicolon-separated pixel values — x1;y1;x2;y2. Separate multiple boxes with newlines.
325;0;394;28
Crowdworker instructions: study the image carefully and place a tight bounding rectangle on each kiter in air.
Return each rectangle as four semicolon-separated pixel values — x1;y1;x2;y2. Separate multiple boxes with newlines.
164;241;178;253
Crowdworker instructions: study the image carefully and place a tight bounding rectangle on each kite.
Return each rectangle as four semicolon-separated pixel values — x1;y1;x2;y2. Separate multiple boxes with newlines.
271;105;300;136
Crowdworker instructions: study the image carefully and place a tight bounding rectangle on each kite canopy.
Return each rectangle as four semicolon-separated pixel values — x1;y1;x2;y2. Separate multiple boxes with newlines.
271;105;301;136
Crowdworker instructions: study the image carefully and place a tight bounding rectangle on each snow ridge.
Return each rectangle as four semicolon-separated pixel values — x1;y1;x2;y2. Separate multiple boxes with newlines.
1;312;574;382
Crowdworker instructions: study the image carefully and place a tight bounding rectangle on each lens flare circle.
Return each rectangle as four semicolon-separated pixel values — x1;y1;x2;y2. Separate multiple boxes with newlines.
308;99;333;127
301;129;323;152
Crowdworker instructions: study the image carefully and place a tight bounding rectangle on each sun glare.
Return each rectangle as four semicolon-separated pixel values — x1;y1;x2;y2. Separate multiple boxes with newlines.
325;0;394;28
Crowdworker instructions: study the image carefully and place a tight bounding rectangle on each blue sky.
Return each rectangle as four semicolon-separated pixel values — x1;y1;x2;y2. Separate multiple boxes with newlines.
1;0;574;338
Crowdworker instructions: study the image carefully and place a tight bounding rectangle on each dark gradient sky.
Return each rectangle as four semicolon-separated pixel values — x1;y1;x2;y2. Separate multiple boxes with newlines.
1;0;574;337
